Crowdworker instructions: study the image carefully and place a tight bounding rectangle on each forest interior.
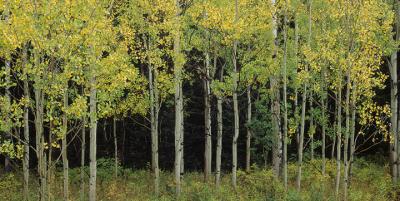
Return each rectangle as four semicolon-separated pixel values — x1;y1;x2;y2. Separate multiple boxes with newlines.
1;0;400;200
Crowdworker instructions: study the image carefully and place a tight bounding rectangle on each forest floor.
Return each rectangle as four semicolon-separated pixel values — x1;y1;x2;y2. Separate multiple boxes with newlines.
0;157;397;201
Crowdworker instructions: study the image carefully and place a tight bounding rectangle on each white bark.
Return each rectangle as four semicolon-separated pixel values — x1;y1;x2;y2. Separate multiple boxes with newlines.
232;0;239;189
62;88;69;201
215;56;224;187
204;51;212;181
89;74;97;201
246;87;252;172
173;0;183;196
23;45;30;201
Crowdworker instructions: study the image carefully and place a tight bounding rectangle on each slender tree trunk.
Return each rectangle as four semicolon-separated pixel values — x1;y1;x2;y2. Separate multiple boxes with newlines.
181;111;184;177
331;95;338;159
113;118;118;178
344;71;351;200
4;8;12;175
282;1;288;189
270;0;281;178
246;86;252;172
174;0;183;196
296;83;307;191
154;70;161;187
81;116;86;201
62;88;69;201
180;115;184;177
322;98;326;175
34;50;47;201
294;13;299;150
204;51;212;181
349;83;356;182
215;56;224;187
48;118;52;201
295;90;299;147
392;0;400;182
297;0;311;191
335;75;343;198
321;67;327;175
122;120;126;165
89;73;97;201
149;59;160;195
310;97;314;160
23;44;30;201
232;0;240;189
5;60;11;173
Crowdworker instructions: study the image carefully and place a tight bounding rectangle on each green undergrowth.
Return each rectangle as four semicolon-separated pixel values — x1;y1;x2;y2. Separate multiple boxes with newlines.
0;158;398;201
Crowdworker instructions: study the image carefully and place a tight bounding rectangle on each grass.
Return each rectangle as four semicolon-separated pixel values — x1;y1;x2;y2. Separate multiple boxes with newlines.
0;158;398;201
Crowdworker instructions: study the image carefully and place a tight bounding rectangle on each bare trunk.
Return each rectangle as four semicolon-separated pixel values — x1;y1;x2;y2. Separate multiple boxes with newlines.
23;45;30;201
270;0;281;178
344;71;350;200
113;118;118;178
294;13;299;150
310;97;314;160
349;83;356;182
34;50;47;201
297;0;311;190
335;76;342;198
296;83;307;191
282;2;288;189
5;60;11;173
204;51;212;181
81;116;86;201
89;74;97;201
174;0;183;196
322;98;326;175
62;88;69;201
392;0;400;182
149;59;160;195
331;96;337;159
232;0;239;189
322;68;327;175
246;87;252;172
215;56;224;187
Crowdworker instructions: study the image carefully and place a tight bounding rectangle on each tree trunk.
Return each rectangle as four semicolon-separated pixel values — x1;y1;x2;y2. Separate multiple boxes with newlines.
89;74;97;201
310;97;314;160
246;86;252;172
113;118;118;178
48;117;53;201
23;44;30;201
331;94;338;159
204;51;212;181
344;71;350;200
297;0;311;190
81;116;86;201
215;56;224;187
173;0;183;196
5;60;11;173
392;0;400;182
349;82;356;182
321;67;327;175
62;88;69;201
34;50;47;201
335;76;343;198
232;0;240;189
149;58;160;195
294;13;299;150
271;0;281;177
296;83;307;191
322;98;326;175
282;1;288;189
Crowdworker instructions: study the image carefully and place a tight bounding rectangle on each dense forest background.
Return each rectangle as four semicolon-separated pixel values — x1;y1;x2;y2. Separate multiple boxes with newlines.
0;0;399;201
